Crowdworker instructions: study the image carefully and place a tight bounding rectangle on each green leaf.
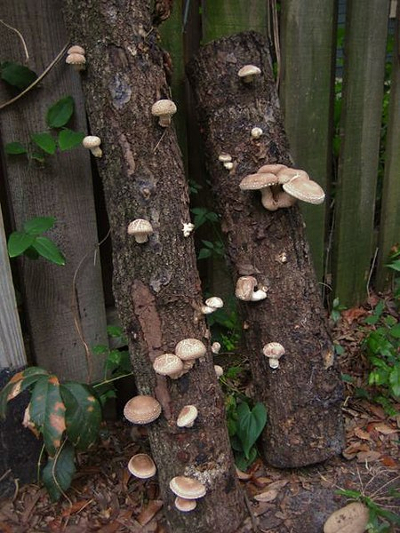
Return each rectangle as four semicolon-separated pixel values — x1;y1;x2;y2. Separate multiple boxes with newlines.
7;231;35;257
389;366;400;396
29;375;66;456
42;441;76;501
31;132;56;154
46;96;74;128
1;61;37;90
32;236;65;266
57;129;85;151
5;141;27;155
389;323;400;339
92;344;109;355
107;325;124;338
23;217;55;236
60;382;102;451
20;367;51;393
235;402;267;459
386;260;400;272
198;248;212;260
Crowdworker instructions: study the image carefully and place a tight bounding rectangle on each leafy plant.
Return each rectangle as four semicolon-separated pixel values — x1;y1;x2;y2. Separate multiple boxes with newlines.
337;488;400;533
7;216;65;266
0;61;37;90
330;297;347;323
4;95;84;162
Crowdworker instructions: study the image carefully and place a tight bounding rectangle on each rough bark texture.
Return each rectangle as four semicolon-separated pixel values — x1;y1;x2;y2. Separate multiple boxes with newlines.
63;2;246;532
187;32;344;468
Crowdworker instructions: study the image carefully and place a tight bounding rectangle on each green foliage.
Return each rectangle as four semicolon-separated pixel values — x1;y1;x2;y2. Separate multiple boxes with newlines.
330;297;347;323
337;489;400;532
42;442;76;502
7;216;65;266
0;61;37;90
4;96;84;163
190;207;226;260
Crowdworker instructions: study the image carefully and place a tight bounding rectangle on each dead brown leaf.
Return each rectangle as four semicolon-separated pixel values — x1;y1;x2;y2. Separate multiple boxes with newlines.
373;423;398;435
342;307;368;324
254;488;278;502
136;500;163;526
380;455;398;468
354;427;372;441
356;450;381;463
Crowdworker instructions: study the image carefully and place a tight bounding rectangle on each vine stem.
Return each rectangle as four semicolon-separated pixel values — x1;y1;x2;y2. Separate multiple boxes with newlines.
0;19;29;60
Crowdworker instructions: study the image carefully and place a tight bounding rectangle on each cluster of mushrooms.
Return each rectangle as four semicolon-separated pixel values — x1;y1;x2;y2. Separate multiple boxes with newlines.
68;49;327;511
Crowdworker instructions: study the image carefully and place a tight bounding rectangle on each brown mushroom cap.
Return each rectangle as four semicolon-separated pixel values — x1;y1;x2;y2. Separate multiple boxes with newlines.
169;476;207;499
323;502;369;533
123;395;162;424
174;496;197;512
151;99;177;127
276;167;310;184
153;353;183;379
175;338;207;361
66;53;86;69
235;276;267;302
127;453;156;479
127;219;153;243
67;45;85;55
258;163;288;175
282;177;325;204
239;173;279;191
177;405;198;428
238;64;261;82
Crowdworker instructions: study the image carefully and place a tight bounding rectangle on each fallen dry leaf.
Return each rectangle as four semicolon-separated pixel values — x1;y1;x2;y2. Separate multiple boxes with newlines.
136;500;163;526
265;480;289;492
380;455;398;468
356;450;381;463
254;488;278;502
373;423;398;435
342;307;368;324
354;427;372;441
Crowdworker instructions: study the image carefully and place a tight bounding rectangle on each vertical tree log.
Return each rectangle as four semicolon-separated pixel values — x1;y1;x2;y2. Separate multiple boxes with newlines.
187;32;344;468
63;2;246;531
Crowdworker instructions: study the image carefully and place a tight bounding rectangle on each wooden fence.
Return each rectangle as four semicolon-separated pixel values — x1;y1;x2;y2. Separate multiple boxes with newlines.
0;0;399;380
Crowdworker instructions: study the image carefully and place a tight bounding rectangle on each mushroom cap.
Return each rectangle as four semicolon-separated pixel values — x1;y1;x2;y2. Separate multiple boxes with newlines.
151;99;177;117
66;53;86;66
127;218;153;237
235;276;257;300
282;177;325;204
211;341;221;354
82;136;101;149
262;342;285;359
204;296;224;309
251;127;263;139
169;476;207;499
218;153;232;163
175;338;207;361
238;65;261;78
67;45;85;55
323;502;369;533
153;353;183;378
123;395;162;424
214;364;224;377
127;453;156;479
239;173;279;191
258;163;288;175
177;405;198;428
175;496;197;512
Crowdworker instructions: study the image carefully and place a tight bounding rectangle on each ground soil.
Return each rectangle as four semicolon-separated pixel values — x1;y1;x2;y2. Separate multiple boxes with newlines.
0;293;399;533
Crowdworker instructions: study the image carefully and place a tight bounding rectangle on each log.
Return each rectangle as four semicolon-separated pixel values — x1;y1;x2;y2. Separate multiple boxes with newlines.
187;31;344;468
63;1;246;531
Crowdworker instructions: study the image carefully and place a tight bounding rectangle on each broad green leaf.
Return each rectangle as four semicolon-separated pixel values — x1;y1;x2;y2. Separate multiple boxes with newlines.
386;260;400;272
92;344;109;355
20;367;50;393
46;96;74;128
42;441;76;501
389;323;400;339
57;129;85;151
236;402;267;459
7;231;35;257
29;375;66;456
23;217;55;236
198;248;212;260
31;132;56;154
32;236;65;266
1;62;37;90
5;142;27;155
60;382;102;451
107;325;124;338
389;366;400;396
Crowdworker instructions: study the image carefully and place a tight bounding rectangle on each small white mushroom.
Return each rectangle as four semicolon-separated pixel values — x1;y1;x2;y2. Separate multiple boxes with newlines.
214;365;224;378
82;136;102;157
263;342;285;369
127;219;153;243
66;52;86;71
235;276;267;302
224;162;234;170
182;222;195;237
238;65;261;83
251;127;263;139
151;99;177;127
211;342;221;355
177;405;198;428
200;296;224;315
67;45;85;55
218;153;232;163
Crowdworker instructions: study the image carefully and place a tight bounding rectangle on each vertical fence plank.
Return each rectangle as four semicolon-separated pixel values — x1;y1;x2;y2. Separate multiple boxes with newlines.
376;7;400;289
332;0;389;306
0;0;108;381
280;0;337;281
202;0;267;42
0;202;26;368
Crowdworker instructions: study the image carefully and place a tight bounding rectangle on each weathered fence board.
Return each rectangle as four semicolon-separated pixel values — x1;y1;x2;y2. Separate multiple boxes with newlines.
0;202;26;368
280;0;337;281
332;0;390;306
376;6;400;289
0;0;108;381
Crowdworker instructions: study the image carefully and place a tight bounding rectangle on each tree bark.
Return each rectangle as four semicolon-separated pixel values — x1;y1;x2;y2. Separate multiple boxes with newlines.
187;32;344;468
63;2;246;531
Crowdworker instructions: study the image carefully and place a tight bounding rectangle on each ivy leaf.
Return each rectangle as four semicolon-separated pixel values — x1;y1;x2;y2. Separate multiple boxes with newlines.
31;132;56;155
42;441;76;502
23;217;55;236
46;96;74;128
1;61;37;90
235;402;267;459
60;382;102;451
5;142;27;155
7;231;35;257
29;375;66;456
57;129;85;151
31;236;66;266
